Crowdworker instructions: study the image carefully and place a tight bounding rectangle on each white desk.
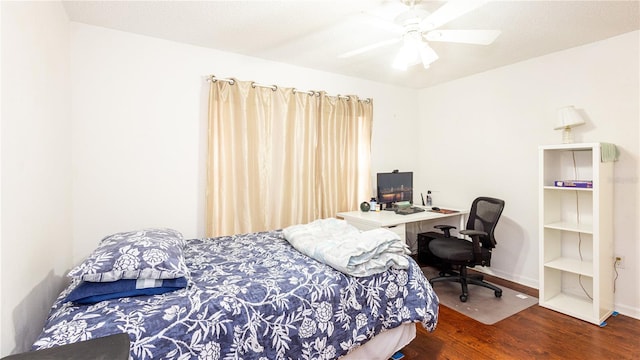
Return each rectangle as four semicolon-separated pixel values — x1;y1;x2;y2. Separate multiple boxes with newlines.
336;206;468;244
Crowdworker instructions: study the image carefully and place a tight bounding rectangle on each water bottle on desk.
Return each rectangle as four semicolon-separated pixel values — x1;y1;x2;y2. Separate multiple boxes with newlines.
370;197;377;212
426;191;432;207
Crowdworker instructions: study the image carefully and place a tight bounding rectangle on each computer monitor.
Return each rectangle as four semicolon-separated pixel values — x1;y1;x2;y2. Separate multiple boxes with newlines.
376;171;413;210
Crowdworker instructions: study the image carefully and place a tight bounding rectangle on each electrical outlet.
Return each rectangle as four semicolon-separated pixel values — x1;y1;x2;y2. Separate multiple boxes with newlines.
615;256;625;269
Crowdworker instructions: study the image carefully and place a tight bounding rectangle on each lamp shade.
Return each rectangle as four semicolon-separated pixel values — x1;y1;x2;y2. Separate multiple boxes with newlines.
554;106;585;130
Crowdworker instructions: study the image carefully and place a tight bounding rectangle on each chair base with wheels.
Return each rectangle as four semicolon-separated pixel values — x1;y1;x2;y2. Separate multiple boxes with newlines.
430;262;503;302
427;197;505;302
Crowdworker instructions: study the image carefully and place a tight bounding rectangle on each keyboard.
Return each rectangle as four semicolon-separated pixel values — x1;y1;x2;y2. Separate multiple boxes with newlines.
395;207;425;215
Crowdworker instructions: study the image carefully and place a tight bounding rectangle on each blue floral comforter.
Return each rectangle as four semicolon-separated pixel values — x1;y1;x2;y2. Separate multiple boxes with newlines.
33;230;439;359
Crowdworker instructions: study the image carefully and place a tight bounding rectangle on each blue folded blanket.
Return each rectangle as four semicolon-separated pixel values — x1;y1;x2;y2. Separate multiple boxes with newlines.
66;277;188;304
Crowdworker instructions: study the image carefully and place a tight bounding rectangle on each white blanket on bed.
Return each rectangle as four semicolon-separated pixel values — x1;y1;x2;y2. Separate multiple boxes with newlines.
283;218;410;277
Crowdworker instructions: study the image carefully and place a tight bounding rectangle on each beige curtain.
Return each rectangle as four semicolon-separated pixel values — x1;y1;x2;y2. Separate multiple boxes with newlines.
316;93;373;219
206;79;372;237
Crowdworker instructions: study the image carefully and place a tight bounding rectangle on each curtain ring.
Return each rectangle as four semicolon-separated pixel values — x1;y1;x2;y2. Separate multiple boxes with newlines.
293;89;315;96
208;75;235;85
251;82;277;91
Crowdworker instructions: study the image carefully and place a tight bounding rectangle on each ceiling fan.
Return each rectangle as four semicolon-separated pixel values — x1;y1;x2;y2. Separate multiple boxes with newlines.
339;0;501;70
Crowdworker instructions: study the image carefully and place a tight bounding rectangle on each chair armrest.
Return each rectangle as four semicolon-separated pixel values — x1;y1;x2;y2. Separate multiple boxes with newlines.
459;230;488;263
459;229;487;237
434;224;456;238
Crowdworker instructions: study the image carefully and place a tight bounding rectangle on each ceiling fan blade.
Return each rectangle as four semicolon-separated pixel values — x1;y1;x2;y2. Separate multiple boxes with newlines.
338;38;400;58
365;1;411;23
421;0;490;31
349;13;404;35
425;29;501;45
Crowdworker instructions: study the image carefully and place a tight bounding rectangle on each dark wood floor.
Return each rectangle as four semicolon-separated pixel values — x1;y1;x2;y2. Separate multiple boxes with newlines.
401;270;640;359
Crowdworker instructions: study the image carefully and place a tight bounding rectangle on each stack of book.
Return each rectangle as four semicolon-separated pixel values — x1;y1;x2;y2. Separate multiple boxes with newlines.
554;180;593;188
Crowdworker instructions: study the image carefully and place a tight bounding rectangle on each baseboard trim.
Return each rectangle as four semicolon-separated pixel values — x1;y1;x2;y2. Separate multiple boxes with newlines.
470;267;640;320
471;267;538;290
612;303;640;320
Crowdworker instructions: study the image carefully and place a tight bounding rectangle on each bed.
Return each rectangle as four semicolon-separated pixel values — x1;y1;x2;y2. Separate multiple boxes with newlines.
32;223;438;359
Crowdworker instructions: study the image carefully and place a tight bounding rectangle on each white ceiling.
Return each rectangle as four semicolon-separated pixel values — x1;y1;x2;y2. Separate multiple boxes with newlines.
62;0;640;89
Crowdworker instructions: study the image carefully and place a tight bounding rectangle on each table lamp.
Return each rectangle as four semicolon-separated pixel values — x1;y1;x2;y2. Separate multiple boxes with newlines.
554;105;586;144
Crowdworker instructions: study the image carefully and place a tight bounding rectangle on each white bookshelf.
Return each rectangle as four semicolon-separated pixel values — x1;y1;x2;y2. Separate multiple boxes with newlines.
538;143;614;325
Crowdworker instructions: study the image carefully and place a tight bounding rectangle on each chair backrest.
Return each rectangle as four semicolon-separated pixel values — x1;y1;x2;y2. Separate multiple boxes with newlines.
465;197;505;249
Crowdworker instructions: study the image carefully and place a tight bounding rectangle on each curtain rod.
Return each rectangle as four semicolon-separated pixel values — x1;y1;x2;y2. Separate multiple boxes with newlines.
207;75;371;103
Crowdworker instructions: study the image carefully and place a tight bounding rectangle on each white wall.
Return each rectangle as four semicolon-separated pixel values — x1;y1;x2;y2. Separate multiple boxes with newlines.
69;23;419;264
417;31;640;318
1;1;73;355
1;4;637;356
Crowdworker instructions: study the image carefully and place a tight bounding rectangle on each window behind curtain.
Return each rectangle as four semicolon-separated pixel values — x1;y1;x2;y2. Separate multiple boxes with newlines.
206;80;372;237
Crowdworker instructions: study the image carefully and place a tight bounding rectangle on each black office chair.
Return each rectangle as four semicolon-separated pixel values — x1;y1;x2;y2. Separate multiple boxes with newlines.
427;197;505;302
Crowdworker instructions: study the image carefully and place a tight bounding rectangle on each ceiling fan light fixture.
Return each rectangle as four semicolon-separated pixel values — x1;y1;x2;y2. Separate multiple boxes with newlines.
392;45;411;70
392;34;418;70
392;36;438;70
419;43;438;68
392;56;408;70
